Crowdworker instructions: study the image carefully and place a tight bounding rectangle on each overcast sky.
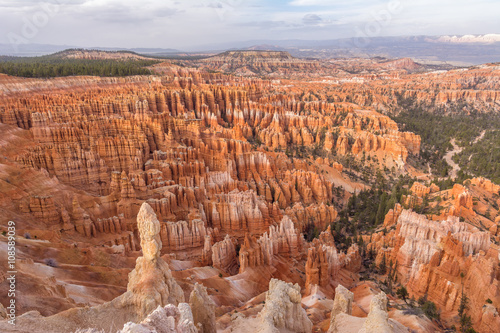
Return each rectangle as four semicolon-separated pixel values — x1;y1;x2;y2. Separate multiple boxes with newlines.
0;0;499;50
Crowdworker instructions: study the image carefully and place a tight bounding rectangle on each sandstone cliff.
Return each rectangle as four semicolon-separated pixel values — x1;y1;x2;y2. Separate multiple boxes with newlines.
369;208;500;330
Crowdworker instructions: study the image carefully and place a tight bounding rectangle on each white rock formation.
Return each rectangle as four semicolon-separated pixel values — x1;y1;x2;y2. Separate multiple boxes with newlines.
327;284;354;333
189;283;216;333
125;203;185;319
118;303;198;333
258;278;312;333
358;292;393;333
137;202;163;261
327;287;408;333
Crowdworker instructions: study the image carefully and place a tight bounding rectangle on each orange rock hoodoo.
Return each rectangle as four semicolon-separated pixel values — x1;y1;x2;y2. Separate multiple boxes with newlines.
369;208;500;330
6;53;500;333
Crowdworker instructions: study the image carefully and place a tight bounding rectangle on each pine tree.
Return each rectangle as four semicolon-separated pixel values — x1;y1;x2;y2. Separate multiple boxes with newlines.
396;286;409;304
458;272;475;332
379;253;387;275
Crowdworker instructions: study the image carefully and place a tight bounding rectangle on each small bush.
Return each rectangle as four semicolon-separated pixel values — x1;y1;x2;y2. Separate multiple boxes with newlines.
486;298;493;304
421;300;440;320
2;231;6;236
218;273;223;278
44;258;58;267
402;307;421;316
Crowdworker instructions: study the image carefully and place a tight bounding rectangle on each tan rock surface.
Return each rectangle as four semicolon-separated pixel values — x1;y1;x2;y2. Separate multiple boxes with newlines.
258;278;312;333
189;283;216;333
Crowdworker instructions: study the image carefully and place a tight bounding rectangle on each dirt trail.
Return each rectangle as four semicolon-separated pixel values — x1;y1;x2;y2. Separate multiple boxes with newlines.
444;139;462;180
444;130;486;179
474;130;486;144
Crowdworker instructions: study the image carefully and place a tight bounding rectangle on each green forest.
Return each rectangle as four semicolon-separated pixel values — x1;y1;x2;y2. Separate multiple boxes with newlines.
0;54;159;78
391;96;500;181
454;130;500;184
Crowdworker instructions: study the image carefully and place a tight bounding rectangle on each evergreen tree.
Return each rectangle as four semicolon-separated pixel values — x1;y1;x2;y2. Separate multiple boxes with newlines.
379;253;387;275
396;286;409;304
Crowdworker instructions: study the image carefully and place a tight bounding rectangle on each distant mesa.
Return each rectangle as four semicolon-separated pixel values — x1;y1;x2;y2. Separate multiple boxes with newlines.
52;49;156;61
200;49;320;75
214;50;295;60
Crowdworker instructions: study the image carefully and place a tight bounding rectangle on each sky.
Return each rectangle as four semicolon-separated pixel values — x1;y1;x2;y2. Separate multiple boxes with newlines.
0;0;499;51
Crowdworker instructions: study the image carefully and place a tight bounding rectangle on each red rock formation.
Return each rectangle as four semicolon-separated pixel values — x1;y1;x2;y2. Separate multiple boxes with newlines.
409;182;431;197
160;219;213;252
28;196;60;225
370;209;499;330
383;203;403;227
304;233;361;293
204;190;272;234
452;184;474;216
471;177;500;194
200;51;321;76
212;234;239;275
4;54;472;332
238;233;264;273
305;243;337;290
238;216;303;272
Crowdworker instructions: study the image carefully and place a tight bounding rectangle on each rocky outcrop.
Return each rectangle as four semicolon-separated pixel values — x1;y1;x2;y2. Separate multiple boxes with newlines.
71;198;96;237
124;203;185;318
238;233;264;273
258;278;312;333
383;203;403;227
238;216;303;272
305;244;335;290
118;303;198;333
189;283;216;333
358;292;393;333
327;284;354;333
471;177;500;194
304;226;361;293
0;202;185;333
478;304;500;333
201;235;213;265
327;287;407;333
285;202;337;232
409;182;431;197
204;190;272;234
29;196;60;225
369;209;499;330
452;184;474;215
341;244;362;273
160;219;213;252
212;234;239;275
200;51;321;76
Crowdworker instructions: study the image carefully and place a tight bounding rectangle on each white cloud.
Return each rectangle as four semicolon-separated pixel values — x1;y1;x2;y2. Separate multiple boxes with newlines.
303;13;322;25
0;0;498;50
289;0;377;6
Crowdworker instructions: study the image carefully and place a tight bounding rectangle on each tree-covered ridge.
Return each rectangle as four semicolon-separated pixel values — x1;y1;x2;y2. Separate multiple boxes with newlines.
391;96;500;179
454;130;500;184
0;55;159;78
50;48;148;58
